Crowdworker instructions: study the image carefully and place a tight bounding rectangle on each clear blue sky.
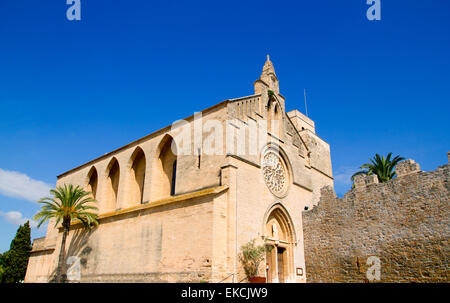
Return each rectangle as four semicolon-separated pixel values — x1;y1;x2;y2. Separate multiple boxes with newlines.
0;1;449;252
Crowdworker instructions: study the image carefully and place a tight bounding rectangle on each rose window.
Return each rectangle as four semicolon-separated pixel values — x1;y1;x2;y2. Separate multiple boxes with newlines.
262;151;288;196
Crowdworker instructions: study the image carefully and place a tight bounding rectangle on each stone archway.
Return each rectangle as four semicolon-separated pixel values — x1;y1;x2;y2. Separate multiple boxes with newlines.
263;204;296;283
150;134;178;200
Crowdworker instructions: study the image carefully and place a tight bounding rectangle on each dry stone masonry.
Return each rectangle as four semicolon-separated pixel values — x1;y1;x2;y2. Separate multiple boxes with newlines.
302;154;450;282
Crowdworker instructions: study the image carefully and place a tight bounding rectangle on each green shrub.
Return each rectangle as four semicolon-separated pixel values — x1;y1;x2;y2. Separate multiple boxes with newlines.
239;239;270;279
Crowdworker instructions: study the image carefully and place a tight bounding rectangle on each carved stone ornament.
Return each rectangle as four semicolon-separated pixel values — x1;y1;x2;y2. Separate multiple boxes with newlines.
262;151;289;197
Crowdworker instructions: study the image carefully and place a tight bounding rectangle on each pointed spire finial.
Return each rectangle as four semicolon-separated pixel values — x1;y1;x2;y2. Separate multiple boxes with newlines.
262;54;275;76
254;55;280;95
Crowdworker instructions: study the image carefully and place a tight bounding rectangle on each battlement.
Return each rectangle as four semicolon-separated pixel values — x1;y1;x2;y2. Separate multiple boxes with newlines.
302;152;450;282
353;173;379;188
396;159;421;177
353;158;424;190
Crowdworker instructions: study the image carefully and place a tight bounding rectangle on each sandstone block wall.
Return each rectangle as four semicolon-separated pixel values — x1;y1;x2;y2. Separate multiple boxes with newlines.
302;159;450;282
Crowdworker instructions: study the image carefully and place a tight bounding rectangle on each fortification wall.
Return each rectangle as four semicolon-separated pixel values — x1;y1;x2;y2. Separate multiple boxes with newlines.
302;155;450;282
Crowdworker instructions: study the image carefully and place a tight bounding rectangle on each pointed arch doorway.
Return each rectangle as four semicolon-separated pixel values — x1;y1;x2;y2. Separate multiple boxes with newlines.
264;204;296;283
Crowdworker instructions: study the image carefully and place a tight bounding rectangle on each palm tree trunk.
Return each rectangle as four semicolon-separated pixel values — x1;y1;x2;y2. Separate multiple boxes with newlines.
55;219;70;283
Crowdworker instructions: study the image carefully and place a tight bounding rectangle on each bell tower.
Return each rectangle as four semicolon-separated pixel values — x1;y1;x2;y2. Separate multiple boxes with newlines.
254;55;285;115
261;55;279;94
254;55;280;95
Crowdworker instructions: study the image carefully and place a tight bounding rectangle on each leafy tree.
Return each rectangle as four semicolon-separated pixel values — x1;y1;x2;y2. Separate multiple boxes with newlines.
351;153;405;186
0;221;32;283
34;184;99;283
0;253;4;283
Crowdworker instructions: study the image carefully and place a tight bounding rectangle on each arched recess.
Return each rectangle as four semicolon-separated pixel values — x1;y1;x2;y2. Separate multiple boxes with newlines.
86;166;98;199
267;97;283;138
151;134;178;200
273;103;282;138
128;147;146;205
263;203;296;283
104;157;120;211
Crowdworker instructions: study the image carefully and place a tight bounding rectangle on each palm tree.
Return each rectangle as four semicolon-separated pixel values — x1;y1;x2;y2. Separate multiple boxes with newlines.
351;153;405;185
34;184;98;283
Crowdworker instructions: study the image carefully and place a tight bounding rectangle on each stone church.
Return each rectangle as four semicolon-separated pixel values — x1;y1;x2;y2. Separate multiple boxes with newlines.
25;57;333;283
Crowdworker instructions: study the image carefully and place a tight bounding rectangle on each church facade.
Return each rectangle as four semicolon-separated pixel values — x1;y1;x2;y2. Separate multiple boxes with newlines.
25;57;333;283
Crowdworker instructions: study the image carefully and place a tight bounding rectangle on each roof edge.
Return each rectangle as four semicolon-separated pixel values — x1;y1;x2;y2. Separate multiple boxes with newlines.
57;99;230;179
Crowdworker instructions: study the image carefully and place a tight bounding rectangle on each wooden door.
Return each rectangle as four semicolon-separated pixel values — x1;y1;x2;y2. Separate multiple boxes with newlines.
277;247;285;283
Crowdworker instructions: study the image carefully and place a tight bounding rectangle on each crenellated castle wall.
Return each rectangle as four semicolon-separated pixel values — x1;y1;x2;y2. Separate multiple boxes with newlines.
302;154;450;282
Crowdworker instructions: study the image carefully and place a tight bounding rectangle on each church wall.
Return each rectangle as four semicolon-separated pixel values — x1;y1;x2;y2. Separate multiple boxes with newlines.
38;104;229;237
300;130;333;178
25;103;234;282
210;191;233;281
46;194;216;282
24;248;56;282
282;135;314;192
298;130;334;205
174;106;228;194
309;168;334;206
223;91;323;282
228;148;311;283
225;99;315;195
287;110;315;134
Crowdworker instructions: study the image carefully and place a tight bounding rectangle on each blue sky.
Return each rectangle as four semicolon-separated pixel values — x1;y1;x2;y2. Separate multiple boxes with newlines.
0;0;449;252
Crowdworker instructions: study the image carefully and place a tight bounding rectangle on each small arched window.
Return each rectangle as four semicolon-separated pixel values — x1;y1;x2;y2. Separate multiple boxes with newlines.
171;160;177;196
